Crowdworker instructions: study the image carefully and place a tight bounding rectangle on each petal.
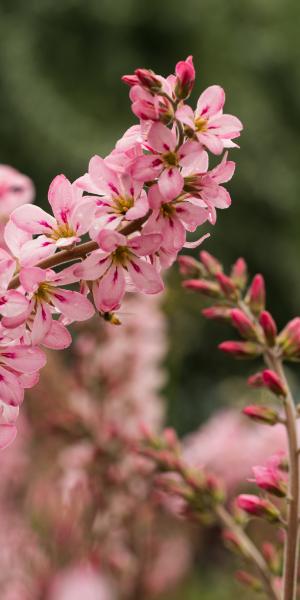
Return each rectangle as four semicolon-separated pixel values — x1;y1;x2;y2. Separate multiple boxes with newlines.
175;105;195;128
4;220;32;259
196;85;225;118
11;204;56;234
0;424;17;449
128;233;162;256
197;132;224;155
0;247;17;289
125;190;149;220
147;184;165;210
162;215;186;252
48;174;74;224
70;197;97;235
93;265;126;312
158;168;184;201
184;232;210;248
75;252;111;281
0;345;46;373
19;235;56;267
175;202;208;231
19;267;46;293
208;114;243;137
18;371;40;389
209;154;236;183
179;142;209;174
42;320;72;350
131;154;163;182
51;288;95;322
147;122;177;153
0;290;28;317
31;301;52;345
97;229;126;253
0;367;23;406
127;258;164;294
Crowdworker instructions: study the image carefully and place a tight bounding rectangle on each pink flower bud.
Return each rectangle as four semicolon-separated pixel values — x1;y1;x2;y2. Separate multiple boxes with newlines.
175;55;195;99
178;255;202;277
243;405;279;425
183;279;221;298
219;341;262;359
262;542;282;575
215;272;237;299
235;570;263;591
230;257;248;289
202;306;232;321
163;427;179;449
237;494;281;522
230;308;259;341
259;310;277;346
121;74;140;87
262;369;287;397
199;250;223;275
252;465;287;497
245;274;266;315
135;68;163;92
277;317;300;360
223;530;248;556
247;372;265;387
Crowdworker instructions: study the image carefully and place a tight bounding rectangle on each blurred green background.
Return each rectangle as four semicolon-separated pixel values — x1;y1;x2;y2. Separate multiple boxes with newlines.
0;1;299;596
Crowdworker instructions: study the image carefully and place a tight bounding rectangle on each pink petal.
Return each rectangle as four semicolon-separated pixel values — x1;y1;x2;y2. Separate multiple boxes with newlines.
31;301;52;345
175;105;195;128
19;235;56;267
179;142;209;174
125;189;149;220
97;229;126;253
89;155;120;196
48;174;74;224
209;155;235;183
0;366;24;406
158;167;184;201
0;247;17;289
148;122;177;153
11;204;56;234
175;202;208;231
42;320;72;350
127;258;164;294
0;290;28;317
75;252;111;281
0;345;46;373
70;197;97;235
131;154;163;182
51;288;95;322
208;113;243;137
93;265;126;312
162;215;186;252
197;132;224;155
4;220;32;259
184;232;210;248
0;424;17;449
196;85;225;118
147;184;165;209
19;267;46;293
128;233;162;256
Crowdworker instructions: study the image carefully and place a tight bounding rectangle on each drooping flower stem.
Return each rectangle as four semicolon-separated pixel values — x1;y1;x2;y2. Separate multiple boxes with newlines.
216;505;280;600
8;212;151;290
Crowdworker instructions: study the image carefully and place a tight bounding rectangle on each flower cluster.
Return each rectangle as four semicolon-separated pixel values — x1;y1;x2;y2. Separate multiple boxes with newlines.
0;57;241;448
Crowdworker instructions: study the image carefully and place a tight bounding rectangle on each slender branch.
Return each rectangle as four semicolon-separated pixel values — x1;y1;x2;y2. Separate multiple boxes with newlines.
216;504;280;600
8;212;151;290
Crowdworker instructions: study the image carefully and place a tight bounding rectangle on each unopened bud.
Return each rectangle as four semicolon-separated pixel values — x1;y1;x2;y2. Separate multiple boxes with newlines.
134;68;162;92
183;279;221;298
259;311;277;346
262;370;287;397
219;341;262;359
178;255;203;277
243;405;279;426
245;274;266;316
235;570;263;592
262;542;282;575
175;55;195;99
277;317;300;360
223;530;248;557
237;494;281;523
163;427;179;450
230;308;259;341
199;251;223;275
202;306;232;321
231;257;248;289
216;273;237;299
252;465;287;497
248;372;265;387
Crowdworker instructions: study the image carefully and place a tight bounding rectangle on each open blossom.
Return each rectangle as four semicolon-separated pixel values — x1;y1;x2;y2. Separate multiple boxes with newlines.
176;85;243;154
75;230;163;313
10;174;96;264
131;122;209;201
76;155;149;239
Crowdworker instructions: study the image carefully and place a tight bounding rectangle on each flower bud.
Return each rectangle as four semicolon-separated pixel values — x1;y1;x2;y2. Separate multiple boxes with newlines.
230;257;248;289
219;341;262;359
121;74;140;87
134;68;163;92
259;311;277;346
215;273;237;299
262;369;287;397
252;465;287;497
230;308;259;341
223;530;249;557
245;274;266;316
247;372;265;387
235;570;263;592
199;251;223;275
183;279;221;298
243;405;279;426
202;306;232;321
175;56;195;99
277;317;300;360
262;542;282;575
237;494;281;523
178;255;203;277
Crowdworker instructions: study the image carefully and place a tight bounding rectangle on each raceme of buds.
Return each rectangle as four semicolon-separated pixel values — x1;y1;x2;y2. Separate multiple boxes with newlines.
245;274;266;316
243;405;280;426
277;317;300;361
219;341;263;359
237;494;281;523
259;310;277;346
0;56;243;447
230;308;261;341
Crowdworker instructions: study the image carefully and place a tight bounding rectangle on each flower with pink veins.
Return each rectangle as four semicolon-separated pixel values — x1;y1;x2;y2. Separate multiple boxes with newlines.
75;229;163;313
0;343;46;407
131;122;209;201
183;152;236;224
76;155;149;239
2;266;94;347
143;183;209;260
10;174;96;264
176;85;243;154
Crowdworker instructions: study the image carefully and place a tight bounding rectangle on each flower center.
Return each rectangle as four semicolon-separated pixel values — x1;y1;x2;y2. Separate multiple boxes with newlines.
160;202;175;218
51;223;76;241
195;117;208;132
162;151;179;168
112;246;131;266
113;195;134;215
35;282;53;303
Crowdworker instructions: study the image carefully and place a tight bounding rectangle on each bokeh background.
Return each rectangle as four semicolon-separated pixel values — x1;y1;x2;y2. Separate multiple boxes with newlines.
0;0;300;597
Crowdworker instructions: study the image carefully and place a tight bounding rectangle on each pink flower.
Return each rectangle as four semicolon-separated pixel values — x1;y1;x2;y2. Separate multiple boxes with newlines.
76;155;149;239
2;266;94;347
176;85;243;154
131;122;208;201
9;174;96;264
175;56;195;99
75;230;163;313
0;165;34;218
